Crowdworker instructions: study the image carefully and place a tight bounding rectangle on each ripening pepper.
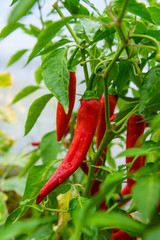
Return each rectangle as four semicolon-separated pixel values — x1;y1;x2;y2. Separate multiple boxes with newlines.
36;98;100;204
96;94;117;171
111;229;136;240
56;72;76;142
121;114;146;196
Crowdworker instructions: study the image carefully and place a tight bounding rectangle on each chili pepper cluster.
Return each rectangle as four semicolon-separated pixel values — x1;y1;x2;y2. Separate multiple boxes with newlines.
36;71;147;239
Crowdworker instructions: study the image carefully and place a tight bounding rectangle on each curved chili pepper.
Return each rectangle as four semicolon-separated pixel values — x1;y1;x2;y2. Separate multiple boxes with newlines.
121;114;146;196
36;98;100;204
56;72;76;142
96;94;117;171
111;230;136;240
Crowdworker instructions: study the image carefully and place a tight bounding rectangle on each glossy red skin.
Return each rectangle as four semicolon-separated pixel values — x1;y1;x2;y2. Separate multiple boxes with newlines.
80;114;117;175
111;230;136;240
96;94;117;171
56;72;76;142
121;114;146;196
36;99;101;204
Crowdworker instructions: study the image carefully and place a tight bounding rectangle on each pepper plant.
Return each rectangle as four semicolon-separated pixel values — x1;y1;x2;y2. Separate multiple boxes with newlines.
1;0;160;239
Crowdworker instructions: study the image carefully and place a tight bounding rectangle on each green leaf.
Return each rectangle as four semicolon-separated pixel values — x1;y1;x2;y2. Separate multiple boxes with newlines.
5;206;28;225
151;114;160;130
89;45;101;73
82;0;100;15
86;212;145;236
80;19;101;40
1;217;53;240
148;6;160;25
63;0;80;14
10;0;19;6
107;144;116;170
7;49;28;67
26;223;53;240
144;227;160;240
35;66;43;85
24;94;53;135
22;161;55;202
146;30;160;42
27;17;73;63
42;48;69;112
115;61;138;95
38;39;72;56
8;0;37;25
12;85;40;104
0;22;23;39
139;65;160;113
133;176;160;219
1;177;26;196
40;131;61;163
114;0;153;23
69;197;90;221
92;26;115;45
0;192;7;226
117;148;148;158
19;151;40;178
79;4;90;15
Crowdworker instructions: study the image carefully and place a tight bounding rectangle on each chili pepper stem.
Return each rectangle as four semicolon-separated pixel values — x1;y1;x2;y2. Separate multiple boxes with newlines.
104;76;111;130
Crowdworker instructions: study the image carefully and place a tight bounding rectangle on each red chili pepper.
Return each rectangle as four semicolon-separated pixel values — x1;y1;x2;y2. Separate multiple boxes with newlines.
80;113;117;176
31;142;41;146
80;160;89;175
96;94;117;171
56;72;76;142
121;114;146;196
111;230;136;240
36;98;100;204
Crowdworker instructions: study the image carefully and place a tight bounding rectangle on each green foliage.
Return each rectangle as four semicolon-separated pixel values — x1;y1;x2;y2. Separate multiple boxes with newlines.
133;176;160;220
42;48;69;112
25;94;53;135
7;49;28;67
40;131;61;163
11;85;40;104
8;0;37;25
1;0;160;239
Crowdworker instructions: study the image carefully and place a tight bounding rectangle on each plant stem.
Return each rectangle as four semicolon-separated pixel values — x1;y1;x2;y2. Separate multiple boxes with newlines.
118;0;129;22
81;47;89;84
102;45;125;80
119;95;140;102
83;131;115;197
104;76;111;129
107;5;128;46
129;43;156;51
115;103;139;128
130;34;160;53
53;2;79;44
53;2;89;84
84;45;124;198
42;207;68;213
38;0;45;29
